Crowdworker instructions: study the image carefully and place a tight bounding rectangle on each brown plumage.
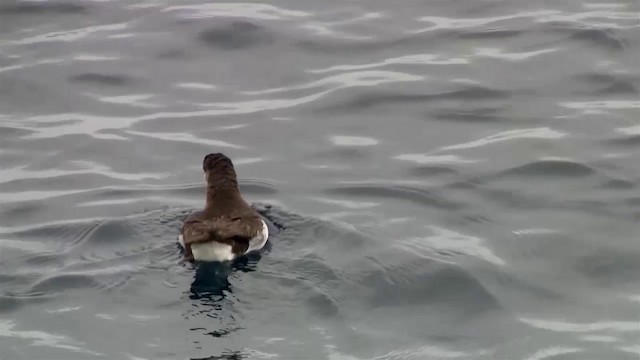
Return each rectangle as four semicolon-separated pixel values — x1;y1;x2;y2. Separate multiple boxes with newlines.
181;153;263;261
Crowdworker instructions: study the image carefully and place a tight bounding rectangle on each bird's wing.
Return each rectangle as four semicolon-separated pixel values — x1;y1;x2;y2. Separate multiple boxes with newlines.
181;215;261;245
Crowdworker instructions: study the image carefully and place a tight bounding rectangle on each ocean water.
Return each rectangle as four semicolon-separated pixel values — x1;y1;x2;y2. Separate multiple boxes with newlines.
1;1;639;359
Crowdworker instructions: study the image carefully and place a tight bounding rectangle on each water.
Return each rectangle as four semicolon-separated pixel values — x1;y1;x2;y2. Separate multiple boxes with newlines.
1;1;639;359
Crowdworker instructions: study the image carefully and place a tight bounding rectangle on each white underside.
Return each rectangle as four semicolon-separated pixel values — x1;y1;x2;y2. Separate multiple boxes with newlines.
178;219;269;262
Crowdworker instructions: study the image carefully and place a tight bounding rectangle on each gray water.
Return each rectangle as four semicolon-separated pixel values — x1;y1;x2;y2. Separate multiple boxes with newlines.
1;1;639;359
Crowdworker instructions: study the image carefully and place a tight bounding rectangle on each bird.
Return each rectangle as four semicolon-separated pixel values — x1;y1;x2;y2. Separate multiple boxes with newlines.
178;153;268;262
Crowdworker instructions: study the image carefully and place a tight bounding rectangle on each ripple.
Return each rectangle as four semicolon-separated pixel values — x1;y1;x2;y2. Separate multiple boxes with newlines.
400;226;505;266
394;154;479;165
69;220;139;249
519;317;640;333
560;100;640;109
330;135;378;146
496;160;596;178
363;257;503;312
473;47;559;61
164;3;310;20
308;53;468;74
413;11;559;32
11;23;127;45
176;82;218;90
310;197;381;210
91;94;163;108
523;347;582;360
439;128;567;152
243;70;424;95
325;183;461;210
124;130;245;149
0;165;169;185
1;220;101;251
0;319;102;356
317;85;509;113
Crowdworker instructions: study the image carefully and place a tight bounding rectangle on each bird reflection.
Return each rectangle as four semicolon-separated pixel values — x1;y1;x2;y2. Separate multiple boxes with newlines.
188;245;267;300
191;350;247;360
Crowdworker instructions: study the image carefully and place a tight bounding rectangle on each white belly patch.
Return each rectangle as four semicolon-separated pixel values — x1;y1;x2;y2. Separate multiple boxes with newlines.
178;219;269;262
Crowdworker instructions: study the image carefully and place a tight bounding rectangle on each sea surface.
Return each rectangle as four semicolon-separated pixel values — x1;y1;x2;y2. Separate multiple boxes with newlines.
1;1;639;359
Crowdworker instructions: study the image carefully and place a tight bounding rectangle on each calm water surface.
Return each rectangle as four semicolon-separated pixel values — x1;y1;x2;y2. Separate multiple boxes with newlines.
1;1;639;359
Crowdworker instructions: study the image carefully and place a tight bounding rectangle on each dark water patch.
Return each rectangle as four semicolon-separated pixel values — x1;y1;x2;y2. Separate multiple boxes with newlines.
448;28;524;40
28;273;98;294
362;259;502;314
0;296;21;313
317;87;509;113
70;219;140;249
598;178;636;190
69;73;136;87
548;24;628;51
0;273;43;292
325;184;461;210
288;255;342;284
602;135;640;148
259;270;341;318
487;271;564;304
0;1;87;15
272;258;342;317
0;125;34;139
576;83;638;95
623;197;640;207
198;21;274;50
574;73;638;95
430;107;507;123
0;202;47;224
495;160;596;179
410;86;510;101
156;48;189;60
309;147;371;161
0;150;32;170
573;249;640;287
469;187;568;212
22;253;64;268
408;165;460;177
569;28;628;52
306;291;340;318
